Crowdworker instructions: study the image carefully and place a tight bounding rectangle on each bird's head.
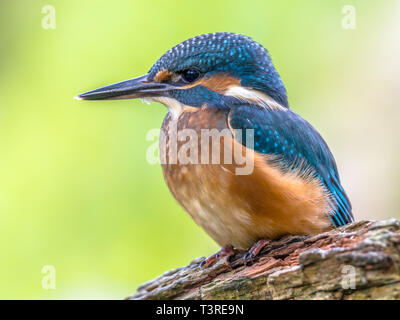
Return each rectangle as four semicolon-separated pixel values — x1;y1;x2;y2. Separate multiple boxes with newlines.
76;33;288;112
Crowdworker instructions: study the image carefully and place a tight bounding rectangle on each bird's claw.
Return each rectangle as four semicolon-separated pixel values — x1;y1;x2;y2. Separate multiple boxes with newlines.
199;246;234;269
242;252;254;265
200;254;218;269
242;239;271;266
200;252;225;269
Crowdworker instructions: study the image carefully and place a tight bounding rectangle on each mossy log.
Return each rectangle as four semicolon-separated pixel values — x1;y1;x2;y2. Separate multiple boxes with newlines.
127;219;400;300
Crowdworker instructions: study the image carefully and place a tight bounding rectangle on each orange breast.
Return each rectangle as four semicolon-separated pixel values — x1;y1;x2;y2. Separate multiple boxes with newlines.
161;107;332;250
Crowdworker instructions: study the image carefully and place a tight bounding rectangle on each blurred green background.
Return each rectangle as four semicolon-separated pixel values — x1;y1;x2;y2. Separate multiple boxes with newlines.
0;0;399;299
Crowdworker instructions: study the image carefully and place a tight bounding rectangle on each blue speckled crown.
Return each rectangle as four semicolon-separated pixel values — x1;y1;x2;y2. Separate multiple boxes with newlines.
148;33;288;107
149;33;268;74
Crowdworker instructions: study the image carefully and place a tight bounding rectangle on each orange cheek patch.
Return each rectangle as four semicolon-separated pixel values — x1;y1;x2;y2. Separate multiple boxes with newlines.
154;69;173;82
186;73;240;94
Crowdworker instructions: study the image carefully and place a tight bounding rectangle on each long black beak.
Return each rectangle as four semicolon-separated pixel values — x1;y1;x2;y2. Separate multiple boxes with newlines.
74;74;173;100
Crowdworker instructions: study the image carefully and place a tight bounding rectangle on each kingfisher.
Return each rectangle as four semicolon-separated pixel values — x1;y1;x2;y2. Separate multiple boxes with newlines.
75;33;354;267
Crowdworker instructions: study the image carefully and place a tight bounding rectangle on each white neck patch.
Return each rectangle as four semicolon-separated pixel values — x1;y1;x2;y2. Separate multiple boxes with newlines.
225;86;285;110
148;97;184;120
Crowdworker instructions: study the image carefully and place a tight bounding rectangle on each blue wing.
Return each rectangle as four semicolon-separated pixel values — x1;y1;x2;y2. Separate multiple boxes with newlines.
229;104;353;227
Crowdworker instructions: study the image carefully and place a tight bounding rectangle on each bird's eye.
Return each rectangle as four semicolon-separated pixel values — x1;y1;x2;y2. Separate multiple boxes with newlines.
180;69;200;83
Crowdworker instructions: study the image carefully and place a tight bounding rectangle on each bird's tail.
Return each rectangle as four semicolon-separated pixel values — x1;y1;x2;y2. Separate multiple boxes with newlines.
325;171;354;227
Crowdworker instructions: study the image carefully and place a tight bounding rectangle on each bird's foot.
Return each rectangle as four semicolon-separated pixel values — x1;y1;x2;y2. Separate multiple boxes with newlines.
200;245;235;269
243;239;272;266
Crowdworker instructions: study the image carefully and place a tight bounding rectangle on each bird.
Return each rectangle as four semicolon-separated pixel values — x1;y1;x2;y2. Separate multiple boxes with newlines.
75;32;354;267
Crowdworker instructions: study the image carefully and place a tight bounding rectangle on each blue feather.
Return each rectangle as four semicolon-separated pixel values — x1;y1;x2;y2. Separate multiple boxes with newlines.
229;104;353;227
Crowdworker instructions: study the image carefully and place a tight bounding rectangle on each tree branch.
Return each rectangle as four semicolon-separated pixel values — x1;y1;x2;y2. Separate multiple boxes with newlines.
127;219;400;300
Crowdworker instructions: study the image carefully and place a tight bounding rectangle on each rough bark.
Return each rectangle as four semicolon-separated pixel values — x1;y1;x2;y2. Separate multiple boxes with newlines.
127;219;400;300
